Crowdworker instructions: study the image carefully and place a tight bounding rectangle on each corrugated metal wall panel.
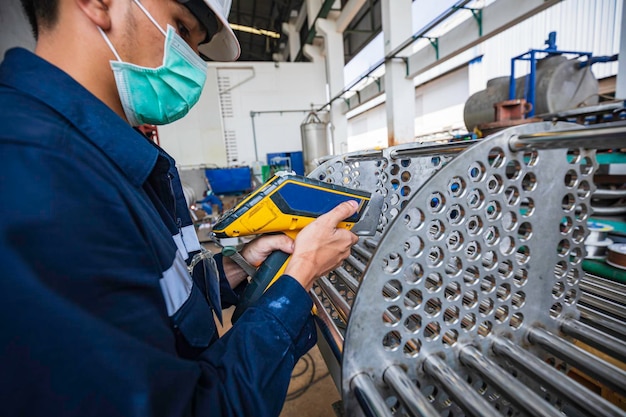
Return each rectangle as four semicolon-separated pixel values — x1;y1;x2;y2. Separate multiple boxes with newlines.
479;0;621;84
347;0;622;149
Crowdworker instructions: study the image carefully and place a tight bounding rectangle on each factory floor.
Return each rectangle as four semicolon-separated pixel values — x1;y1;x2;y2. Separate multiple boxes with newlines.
216;306;342;417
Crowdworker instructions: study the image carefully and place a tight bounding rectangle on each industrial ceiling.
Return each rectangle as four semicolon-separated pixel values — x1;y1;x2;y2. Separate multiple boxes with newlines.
229;0;382;63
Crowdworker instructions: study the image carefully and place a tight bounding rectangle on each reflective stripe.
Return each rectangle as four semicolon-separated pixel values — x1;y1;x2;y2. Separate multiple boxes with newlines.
159;250;193;316
181;224;202;253
172;233;188;260
172;225;202;261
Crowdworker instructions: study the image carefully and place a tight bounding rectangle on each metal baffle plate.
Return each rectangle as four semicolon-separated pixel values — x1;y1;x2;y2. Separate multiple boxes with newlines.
308;146;461;332
341;122;596;416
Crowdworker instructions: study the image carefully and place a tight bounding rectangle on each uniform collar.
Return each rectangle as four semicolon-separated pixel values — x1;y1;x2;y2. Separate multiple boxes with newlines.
0;48;159;187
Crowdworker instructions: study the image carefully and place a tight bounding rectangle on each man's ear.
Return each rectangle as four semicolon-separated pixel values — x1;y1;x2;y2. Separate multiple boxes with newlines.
75;0;112;30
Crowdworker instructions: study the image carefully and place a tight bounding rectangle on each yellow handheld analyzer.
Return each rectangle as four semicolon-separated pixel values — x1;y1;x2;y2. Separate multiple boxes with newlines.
212;172;372;322
212;172;371;238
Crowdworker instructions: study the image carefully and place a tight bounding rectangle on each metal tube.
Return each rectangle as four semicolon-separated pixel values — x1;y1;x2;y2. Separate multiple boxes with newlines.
458;345;562;417
509;125;626;151
578;305;626;339
311;292;343;393
390;140;476;159
491;337;625;417
423;355;500;417
383;365;439;417
542;101;626;120
583;274;626;292
580;292;626;320
588;205;626;216
334;267;360;294
580;280;626;305
560;319;626;363
593;188;626;199
528;51;537;117
363;237;380;250
311;291;344;357
352;243;373;261
221;247;257;277
345;255;366;274
351;373;394;417
344;150;384;162
318;276;351;323
250;113;259;161
509;57;516;100
528;327;626;396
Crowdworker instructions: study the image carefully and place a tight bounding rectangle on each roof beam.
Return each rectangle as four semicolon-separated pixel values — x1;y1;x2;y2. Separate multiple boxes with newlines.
336;0;368;33
340;0;562;113
406;0;562;78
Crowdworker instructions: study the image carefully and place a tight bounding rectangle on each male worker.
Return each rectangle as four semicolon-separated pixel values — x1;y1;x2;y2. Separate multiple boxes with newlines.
0;0;359;416
199;189;224;215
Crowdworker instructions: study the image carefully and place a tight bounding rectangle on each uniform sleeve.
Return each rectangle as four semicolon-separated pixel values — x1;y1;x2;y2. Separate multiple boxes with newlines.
1;240;316;417
0;141;316;417
194;276;317;416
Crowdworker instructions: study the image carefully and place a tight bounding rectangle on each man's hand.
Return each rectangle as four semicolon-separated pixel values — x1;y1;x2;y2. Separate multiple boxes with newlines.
284;200;360;291
223;200;359;291
240;234;295;267
223;234;295;288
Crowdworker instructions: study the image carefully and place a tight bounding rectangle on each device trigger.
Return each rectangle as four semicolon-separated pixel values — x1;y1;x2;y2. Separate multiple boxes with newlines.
222;246;257;277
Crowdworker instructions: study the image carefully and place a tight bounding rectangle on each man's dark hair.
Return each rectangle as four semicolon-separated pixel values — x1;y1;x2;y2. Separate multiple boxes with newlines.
20;0;59;40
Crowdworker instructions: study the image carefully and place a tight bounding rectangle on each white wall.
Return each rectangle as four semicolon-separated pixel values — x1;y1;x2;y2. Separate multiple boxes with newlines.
0;1;35;56
158;67;228;168
346;102;387;152
347;66;468;151
414;66;468;138
205;61;328;167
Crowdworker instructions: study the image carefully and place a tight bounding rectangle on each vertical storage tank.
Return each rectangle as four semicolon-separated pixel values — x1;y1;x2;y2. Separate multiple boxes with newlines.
300;112;331;174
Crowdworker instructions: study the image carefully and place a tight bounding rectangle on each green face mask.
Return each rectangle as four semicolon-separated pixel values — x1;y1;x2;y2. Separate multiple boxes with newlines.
98;0;208;126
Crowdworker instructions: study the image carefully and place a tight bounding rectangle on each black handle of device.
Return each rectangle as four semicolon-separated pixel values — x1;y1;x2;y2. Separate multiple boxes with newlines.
231;250;291;323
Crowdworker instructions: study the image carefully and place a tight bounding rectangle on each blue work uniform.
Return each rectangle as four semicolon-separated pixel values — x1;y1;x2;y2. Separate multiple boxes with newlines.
0;48;316;417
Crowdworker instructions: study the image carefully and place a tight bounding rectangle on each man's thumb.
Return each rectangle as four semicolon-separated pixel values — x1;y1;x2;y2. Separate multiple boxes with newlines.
323;200;359;225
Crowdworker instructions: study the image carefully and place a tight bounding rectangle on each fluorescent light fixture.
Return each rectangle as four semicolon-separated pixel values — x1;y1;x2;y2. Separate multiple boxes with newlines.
230;23;281;39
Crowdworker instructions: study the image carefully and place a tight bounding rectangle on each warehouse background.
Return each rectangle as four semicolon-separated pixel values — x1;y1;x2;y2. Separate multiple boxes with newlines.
1;0;621;169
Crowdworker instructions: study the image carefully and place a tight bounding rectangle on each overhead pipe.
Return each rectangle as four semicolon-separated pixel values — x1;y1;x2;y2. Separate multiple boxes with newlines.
316;0;472;112
249;109;328;161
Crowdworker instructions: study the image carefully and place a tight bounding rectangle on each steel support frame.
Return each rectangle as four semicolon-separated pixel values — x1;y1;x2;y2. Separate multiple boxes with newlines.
340;0;562;114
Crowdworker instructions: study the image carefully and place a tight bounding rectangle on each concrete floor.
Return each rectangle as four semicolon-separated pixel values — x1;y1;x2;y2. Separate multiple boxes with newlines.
216;306;341;417
279;344;341;417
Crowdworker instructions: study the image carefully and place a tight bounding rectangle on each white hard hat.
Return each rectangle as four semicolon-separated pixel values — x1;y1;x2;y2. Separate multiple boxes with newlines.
177;0;241;61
